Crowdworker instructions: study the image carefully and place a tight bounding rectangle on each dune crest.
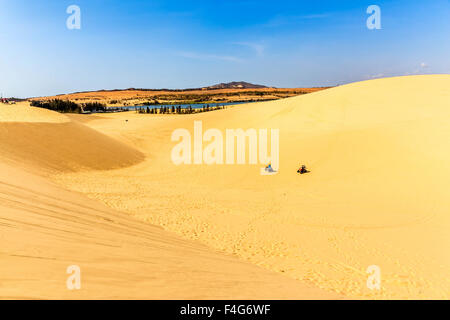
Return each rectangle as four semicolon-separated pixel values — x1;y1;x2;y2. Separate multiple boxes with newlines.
0;103;144;173
0;102;69;123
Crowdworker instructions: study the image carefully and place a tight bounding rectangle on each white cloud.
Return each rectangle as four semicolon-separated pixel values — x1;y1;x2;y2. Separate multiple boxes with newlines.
299;14;331;19
412;62;431;74
233;42;265;57
266;13;331;27
177;51;242;63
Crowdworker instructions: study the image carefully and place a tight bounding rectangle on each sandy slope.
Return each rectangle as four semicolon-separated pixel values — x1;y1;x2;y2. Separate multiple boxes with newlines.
53;75;450;299
0;102;68;123
0;121;144;172
0;161;334;299
0;102;336;299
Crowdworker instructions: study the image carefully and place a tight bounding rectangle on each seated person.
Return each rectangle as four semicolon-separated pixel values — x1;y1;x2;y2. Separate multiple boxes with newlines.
297;165;309;174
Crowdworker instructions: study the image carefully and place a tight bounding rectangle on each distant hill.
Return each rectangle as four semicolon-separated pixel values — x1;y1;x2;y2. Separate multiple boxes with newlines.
203;81;270;90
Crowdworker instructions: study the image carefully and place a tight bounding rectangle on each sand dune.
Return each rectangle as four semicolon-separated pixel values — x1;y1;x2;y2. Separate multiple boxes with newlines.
0;121;144;173
0;103;336;299
52;75;450;299
1;161;336;299
0;102;68;123
1;75;448;299
0;101;144;173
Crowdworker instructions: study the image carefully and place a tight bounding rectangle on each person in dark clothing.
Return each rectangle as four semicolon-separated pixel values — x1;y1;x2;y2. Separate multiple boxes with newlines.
297;165;310;174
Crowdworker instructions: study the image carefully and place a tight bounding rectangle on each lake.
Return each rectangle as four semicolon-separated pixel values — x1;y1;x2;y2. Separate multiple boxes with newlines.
114;101;257;111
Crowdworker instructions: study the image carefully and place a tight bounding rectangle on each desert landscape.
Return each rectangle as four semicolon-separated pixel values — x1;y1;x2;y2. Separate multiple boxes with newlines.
30;83;327;108
1;75;449;299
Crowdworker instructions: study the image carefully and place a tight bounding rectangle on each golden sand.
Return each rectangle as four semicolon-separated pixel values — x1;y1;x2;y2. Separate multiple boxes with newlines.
1;75;449;299
54;75;450;299
0;102;336;299
0;102;69;123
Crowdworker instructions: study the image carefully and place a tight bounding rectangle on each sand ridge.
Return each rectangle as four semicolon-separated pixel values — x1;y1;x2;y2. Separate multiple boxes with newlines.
0;102;69;123
0;121;145;173
0;100;145;173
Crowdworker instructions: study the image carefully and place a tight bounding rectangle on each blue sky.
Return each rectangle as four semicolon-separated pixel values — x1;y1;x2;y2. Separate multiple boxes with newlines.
0;0;449;97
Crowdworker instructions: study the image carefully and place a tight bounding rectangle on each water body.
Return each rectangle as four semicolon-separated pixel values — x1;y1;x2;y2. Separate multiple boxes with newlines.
117;101;257;111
